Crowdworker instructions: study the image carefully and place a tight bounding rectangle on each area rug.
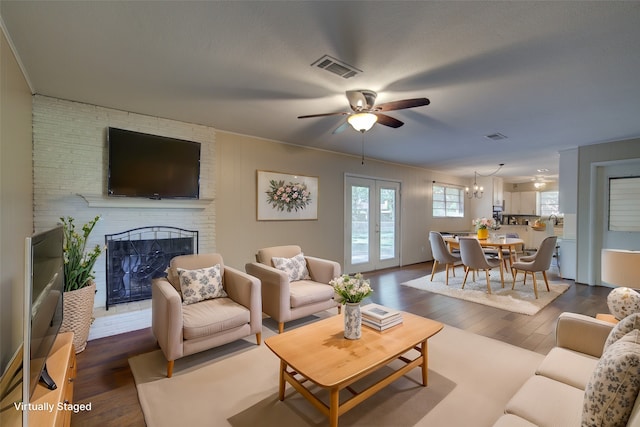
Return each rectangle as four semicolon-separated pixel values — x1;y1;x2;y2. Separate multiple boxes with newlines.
129;319;544;426
401;270;570;315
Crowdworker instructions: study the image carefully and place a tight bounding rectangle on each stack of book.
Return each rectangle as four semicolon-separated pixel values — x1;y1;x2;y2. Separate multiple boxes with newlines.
361;303;403;331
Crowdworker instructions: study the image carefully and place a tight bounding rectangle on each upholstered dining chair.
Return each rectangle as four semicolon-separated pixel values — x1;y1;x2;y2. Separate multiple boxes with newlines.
245;245;341;333
152;253;262;377
429;231;462;286
511;236;558;299
459;237;502;294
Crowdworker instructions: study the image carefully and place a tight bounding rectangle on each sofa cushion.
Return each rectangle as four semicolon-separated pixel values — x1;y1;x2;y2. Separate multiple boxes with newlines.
177;264;227;305
272;253;310;281
582;329;640;427
289;280;335;308
535;347;599;390
182;297;250;340
604;312;640;350
607;287;640;321
505;375;584;426
492;414;537;427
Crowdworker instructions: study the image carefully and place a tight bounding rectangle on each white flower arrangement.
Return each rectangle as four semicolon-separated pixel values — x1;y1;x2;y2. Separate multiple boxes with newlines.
472;217;497;230
265;179;312;212
330;273;373;304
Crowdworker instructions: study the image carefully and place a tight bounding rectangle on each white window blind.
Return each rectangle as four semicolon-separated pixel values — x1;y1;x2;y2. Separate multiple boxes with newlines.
609;176;640;231
433;184;464;218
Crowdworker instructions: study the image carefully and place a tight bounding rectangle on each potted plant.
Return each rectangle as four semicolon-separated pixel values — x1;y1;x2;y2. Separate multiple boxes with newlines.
59;215;103;353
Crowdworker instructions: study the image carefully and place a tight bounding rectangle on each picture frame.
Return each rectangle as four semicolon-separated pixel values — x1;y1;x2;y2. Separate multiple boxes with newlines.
257;170;318;221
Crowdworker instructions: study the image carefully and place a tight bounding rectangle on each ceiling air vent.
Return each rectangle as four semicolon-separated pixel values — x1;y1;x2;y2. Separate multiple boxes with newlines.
311;55;362;79
485;133;508;141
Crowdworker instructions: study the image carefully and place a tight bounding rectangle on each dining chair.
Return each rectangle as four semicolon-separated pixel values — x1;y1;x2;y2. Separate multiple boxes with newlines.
500;233;521;269
458;237;502;294
429;231;462;286
511;236;558;299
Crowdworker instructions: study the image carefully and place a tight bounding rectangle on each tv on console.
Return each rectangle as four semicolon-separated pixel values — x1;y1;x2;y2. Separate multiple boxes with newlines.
107;127;201;199
23;226;64;402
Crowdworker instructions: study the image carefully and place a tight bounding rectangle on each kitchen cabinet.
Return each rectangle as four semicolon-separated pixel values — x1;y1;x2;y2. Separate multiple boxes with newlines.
520;191;538;215
493;177;504;206
504;191;538;215
503;191;512;213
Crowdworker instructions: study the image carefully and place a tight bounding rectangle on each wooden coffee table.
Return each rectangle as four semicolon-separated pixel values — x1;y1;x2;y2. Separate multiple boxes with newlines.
264;312;443;427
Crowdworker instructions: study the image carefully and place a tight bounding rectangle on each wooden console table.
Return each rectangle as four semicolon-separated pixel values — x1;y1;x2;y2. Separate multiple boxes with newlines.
29;332;76;427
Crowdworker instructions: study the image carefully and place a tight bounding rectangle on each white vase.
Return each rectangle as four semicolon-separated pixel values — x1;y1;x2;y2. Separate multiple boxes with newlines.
344;302;362;340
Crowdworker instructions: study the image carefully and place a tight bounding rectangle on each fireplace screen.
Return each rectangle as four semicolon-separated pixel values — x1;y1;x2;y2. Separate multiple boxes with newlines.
105;226;198;309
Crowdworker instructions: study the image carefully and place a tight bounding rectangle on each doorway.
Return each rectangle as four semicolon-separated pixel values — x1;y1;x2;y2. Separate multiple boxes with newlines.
345;176;401;273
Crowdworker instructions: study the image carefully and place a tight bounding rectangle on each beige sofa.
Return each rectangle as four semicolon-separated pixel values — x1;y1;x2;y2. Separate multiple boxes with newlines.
493;312;640;426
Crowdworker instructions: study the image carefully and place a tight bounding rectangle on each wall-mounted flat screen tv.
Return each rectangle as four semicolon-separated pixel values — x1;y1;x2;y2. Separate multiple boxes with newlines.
108;127;201;199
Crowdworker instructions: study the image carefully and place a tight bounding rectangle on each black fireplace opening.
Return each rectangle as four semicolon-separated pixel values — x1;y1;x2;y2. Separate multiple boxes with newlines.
105;226;198;309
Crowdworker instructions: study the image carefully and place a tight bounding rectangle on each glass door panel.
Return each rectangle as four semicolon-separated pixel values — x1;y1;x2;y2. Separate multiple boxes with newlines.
345;176;400;273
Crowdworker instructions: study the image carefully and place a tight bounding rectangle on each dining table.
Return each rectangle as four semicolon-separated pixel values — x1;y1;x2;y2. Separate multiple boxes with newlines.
443;236;525;288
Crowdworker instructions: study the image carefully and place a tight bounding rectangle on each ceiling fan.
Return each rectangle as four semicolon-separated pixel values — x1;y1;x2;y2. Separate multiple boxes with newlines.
297;90;430;133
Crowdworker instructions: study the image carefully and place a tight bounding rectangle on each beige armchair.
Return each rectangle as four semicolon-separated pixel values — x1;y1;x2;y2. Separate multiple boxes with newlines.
245;245;340;333
152;253;262;377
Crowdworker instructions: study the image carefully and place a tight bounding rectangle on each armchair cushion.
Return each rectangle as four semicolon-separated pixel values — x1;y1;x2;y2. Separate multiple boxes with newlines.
177;264;227;305
182;297;251;340
272;252;310;281
290;280;336;308
166;253;226;299
582;329;640;427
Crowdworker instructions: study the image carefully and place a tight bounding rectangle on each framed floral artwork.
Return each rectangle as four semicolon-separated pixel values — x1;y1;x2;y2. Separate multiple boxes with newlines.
257;170;318;220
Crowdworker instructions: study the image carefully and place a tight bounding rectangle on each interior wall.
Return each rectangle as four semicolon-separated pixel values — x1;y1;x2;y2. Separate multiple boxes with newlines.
0;28;33;374
214;131;470;270
576;137;640;285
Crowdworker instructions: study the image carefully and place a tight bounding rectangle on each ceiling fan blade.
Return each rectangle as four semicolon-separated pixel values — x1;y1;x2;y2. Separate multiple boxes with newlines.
374;98;430;112
332;121;350;134
298;112;349;119
374;113;404;128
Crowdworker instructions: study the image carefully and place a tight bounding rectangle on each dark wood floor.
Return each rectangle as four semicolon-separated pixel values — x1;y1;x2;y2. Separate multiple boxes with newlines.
71;262;610;426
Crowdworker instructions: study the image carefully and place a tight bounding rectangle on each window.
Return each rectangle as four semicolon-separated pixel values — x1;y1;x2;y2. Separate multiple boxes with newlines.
609;176;640;231
433;184;464;217
539;191;559;217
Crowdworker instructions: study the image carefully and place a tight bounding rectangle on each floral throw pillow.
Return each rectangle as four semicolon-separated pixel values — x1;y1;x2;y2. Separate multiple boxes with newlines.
607;287;640;320
582;329;640;427
604;312;640;350
177;264;227;305
272;253;310;282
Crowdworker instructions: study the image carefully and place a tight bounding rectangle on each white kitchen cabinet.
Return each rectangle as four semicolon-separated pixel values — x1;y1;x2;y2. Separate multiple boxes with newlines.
520;191;538;215
503;191;512;213
493;177;504;206
505;191;538;215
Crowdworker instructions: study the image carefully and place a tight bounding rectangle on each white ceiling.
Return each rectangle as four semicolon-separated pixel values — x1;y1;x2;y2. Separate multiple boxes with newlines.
2;1;640;183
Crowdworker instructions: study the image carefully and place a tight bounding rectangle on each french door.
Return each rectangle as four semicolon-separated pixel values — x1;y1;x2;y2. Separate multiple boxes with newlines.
345;176;401;273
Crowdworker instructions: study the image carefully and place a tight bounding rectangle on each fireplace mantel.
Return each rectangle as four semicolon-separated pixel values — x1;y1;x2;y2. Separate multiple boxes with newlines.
78;194;213;209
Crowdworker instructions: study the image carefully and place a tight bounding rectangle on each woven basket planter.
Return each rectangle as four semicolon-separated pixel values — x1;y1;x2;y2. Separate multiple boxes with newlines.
60;282;96;353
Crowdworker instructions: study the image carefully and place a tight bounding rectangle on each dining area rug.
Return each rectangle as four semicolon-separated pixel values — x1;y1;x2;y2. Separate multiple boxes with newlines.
401;269;570;315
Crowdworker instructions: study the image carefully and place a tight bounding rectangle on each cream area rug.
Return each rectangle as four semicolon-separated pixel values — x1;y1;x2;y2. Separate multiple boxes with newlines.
401;269;570;315
129;317;544;427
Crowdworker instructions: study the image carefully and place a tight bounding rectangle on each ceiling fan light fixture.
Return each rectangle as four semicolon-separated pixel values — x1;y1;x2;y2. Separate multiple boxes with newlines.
348;112;378;132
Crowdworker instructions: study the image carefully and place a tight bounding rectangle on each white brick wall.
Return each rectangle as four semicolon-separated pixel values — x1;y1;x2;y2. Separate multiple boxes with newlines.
32;95;216;310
